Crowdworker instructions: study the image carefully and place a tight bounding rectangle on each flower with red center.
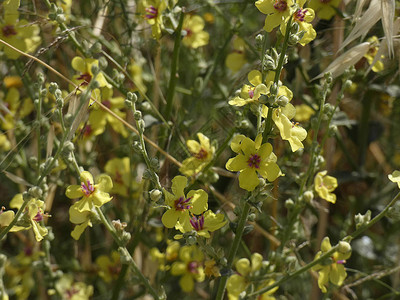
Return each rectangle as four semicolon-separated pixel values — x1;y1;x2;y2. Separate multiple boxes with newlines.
145;5;158;19
182;15;209;49
280;0;316;46
162;176;208;228
141;0;167;39
179;133;215;176
255;0;294;32
175;210;227;239
96;251;121;283
170;245;205;292
229;70;268;107
65;171;113;212
226;134;282;191
104;157;135;197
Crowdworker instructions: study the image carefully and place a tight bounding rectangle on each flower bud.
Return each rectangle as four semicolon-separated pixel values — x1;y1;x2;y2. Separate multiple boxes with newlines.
277;95;289;107
338;241;351;254
134;111;142;120
150;189;162;201
302;190;314;203
127;92;138;103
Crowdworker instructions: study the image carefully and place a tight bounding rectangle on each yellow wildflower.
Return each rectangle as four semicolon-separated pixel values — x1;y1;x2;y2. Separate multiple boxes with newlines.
204;259;220;277
389;170;400;188
96;251;121;283
162;175;208;228
229;70;268;107
0;133;11;152
0;87;34;130
170;245;205;292
141;0;167;39
226;134;281;191
54;275;94;300
294;104;315;122
71;56;110;90
312;237;351;293
179;133;215;176
255;0;295;32
182;15;209;48
364;36;385;72
0;0;41;59
314;171;338;203
225;37;247;73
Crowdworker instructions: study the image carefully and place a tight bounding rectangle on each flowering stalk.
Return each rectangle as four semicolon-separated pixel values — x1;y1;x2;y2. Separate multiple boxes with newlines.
214;200;251;300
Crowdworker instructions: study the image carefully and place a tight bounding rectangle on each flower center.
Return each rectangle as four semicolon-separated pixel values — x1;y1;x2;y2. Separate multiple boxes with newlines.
77;73;92;86
195;148;208;160
273;0;288;12
82;124;92;137
187;261;199;274
185;28;193;38
189;214;205;231
102;99;111;109
145;6;158;19
247;154;261;169
108;264;121;276
294;8;308;22
81;180;95;196
114;170;124;185
174;196;193;211
32;209;45;222
248;88;255;99
2;25;17;37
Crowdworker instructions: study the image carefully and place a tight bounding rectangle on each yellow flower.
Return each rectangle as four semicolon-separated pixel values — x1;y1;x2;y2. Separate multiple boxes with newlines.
0;87;34;130
226;134;281;191
312;237;351;293
179;133;215;176
0;133;11;152
226;253;264;300
309;0;341;20
229;70;268;107
255;0;295;32
96;251;121;283
68;202;93;240
280;0;316;46
389;170;400;188
150;240;180;271
294;104;315;122
55;275;94;300
364;36;385;72
65;171;113;212
141;0;167;39
89;87;129;138
0;0;41;59
161;175;208;228
182;15;209;49
0;207;14;228
170;245;205;292
264;103;308;152
71;56;110;89
3;76;22;88
225;37;247;73
9;195;49;242
314;171;338;203
175;210;227;238
104;157;133;197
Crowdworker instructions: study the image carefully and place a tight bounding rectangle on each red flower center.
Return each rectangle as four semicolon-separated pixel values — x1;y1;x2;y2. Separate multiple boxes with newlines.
189;214;205;231
77;73;92;86
187;261;200;274
32;209;45;222
294;8;308;22
247;154;261;169
174;196;193;211
2;25;17;37
81;180;95;196
273;0;288;12
195;148;208;160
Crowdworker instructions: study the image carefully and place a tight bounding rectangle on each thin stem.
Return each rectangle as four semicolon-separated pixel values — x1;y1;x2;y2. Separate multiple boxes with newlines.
214;201;251;300
95;207;160;300
165;11;184;120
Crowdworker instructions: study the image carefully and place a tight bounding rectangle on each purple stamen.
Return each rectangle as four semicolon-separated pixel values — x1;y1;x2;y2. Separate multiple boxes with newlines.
195;148;208;160
2;25;17;37
81;180;95;196
336;260;346;264
247;154;261;169
295;8;308;22
187;261;199;274
189;214;205;231
145;6;158;19
174;196;193;211
33;210;44;222
77;73;92;85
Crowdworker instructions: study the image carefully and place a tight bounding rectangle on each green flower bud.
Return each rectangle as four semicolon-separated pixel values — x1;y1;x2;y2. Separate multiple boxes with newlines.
302;191;314;203
150;189;162;201
338;241;351;254
134;111;142;120
127;92;138;103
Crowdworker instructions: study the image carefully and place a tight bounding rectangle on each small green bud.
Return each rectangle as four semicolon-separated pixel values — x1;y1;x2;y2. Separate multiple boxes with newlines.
127;92;138;103
134;111;142;120
355;210;371;229
338;241;351;254
132;141;142;152
138;119;145;132
90;42;102;54
324;72;333;84
141;101;151;112
91;65;100;76
90;80;100;89
285;199;294;209
63;141;75;152
98;57;108;69
248;213;256;222
28;156;38;168
150;189;162;201
124;99;133;108
277;95;289;107
269;83;278;96
55;14;66;23
302;191;314;203
29;186;43;198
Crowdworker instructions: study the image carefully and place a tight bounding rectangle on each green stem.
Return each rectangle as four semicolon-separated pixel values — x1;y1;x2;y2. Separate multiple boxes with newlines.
95;207;160;300
164;11;184;120
249;190;400;297
214;201;251;300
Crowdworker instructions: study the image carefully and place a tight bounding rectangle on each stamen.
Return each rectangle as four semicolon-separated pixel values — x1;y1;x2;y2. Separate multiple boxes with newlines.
336;260;346;264
189;214;205;231
174;196;193;211
248;89;255;99
187;261;199;274
195;148;208;160
32;209;44;222
145;6;158;19
294;8;308;22
247;154;261;169
81;179;95;196
77;73;92;85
